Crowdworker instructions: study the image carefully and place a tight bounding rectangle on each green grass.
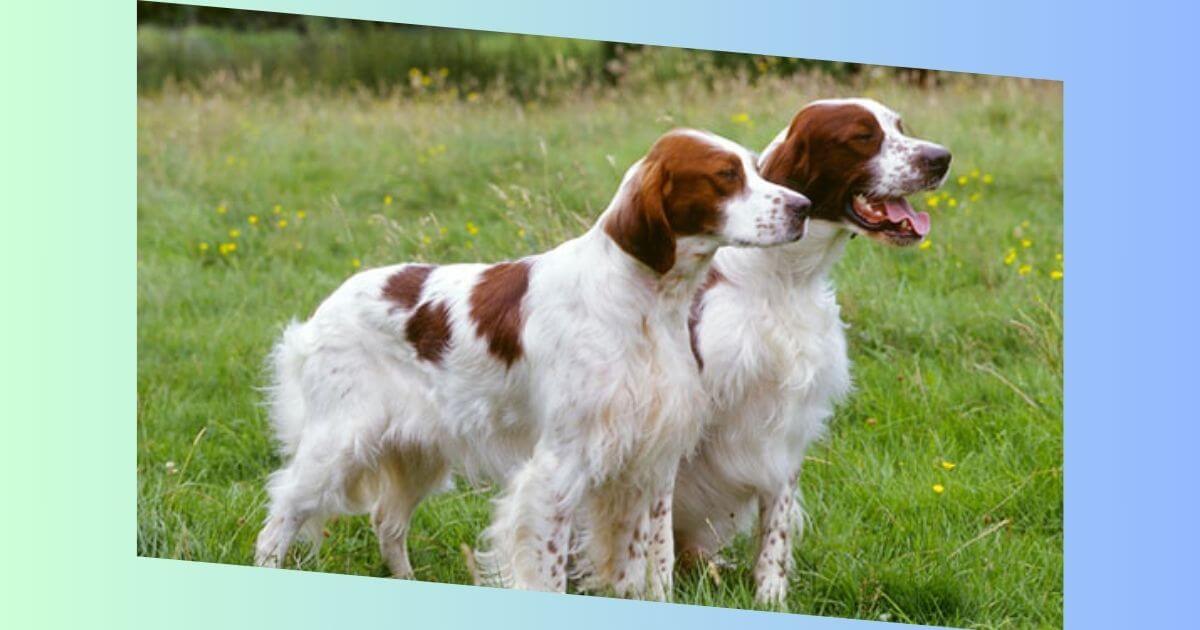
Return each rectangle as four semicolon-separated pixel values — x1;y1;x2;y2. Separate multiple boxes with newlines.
137;70;1062;628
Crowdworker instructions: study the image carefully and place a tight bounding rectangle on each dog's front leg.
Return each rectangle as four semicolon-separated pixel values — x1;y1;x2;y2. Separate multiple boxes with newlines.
582;481;652;598
479;448;577;592
644;481;676;602
753;482;800;606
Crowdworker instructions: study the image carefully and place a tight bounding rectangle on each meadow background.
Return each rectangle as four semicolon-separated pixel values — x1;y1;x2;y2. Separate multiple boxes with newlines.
137;5;1063;628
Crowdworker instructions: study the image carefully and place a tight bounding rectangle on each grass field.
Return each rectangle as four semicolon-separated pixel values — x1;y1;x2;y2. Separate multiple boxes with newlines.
137;70;1063;628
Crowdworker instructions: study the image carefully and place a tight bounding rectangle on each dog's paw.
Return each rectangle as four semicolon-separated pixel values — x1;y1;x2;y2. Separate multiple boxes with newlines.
754;573;789;608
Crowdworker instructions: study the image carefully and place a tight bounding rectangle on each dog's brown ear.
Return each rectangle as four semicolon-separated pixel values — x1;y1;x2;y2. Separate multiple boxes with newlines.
761;112;813;190
604;159;676;274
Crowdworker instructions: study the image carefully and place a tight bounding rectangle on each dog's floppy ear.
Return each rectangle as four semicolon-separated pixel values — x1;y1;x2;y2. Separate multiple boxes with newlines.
604;159;676;274
761;112;814;191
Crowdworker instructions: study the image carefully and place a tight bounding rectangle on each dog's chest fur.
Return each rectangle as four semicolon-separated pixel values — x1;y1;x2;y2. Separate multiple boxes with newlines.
714;281;848;457
694;228;855;484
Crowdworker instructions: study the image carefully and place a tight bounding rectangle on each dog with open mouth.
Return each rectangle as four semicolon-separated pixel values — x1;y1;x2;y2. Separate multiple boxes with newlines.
675;98;951;606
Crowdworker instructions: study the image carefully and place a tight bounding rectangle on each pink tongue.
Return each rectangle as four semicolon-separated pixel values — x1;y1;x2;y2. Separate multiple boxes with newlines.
884;198;930;235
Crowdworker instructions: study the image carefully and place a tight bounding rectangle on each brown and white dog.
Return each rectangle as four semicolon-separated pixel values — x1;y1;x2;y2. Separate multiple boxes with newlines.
676;98;951;605
253;129;811;600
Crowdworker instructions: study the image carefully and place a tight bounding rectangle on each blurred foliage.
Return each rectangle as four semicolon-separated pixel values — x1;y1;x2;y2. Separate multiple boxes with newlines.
137;2;870;100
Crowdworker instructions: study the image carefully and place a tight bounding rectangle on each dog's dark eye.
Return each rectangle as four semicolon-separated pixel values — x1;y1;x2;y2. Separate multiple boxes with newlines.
718;168;740;181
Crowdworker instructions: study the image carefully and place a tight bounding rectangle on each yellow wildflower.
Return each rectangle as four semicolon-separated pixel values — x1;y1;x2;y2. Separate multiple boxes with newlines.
438;67;449;78
384;195;393;205
1021;238;1032;248
731;112;752;125
421;235;432;245
296;210;307;220
421;75;432;86
1055;252;1063;262
1050;270;1064;280
273;204;282;215
198;242;210;253
216;204;228;215
947;198;958;208
467;92;480;103
1018;264;1033;276
518;228;527;239
466;221;479;236
1021;220;1031;228
219;242;237;255
919;239;933;251
983;173;995;184
277;219;288;229
228;228;241;239
956;175;968;186
248;215;259;225
926;196;940;208
225;155;236;166
970;168;981;179
941;461;957;471
970;192;982;202
439;226;449;236
1003;249;1017;265
932;484;945;494
408;67;421;79
351;258;362;269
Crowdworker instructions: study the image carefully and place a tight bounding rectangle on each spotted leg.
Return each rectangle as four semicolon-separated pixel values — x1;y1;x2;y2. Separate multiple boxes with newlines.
753;483;800;606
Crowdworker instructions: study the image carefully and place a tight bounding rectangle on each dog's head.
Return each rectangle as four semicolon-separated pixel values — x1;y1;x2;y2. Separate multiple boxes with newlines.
760;98;951;246
605;129;811;274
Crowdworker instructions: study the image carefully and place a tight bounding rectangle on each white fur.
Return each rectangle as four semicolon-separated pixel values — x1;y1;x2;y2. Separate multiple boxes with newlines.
253;130;807;602
674;99;948;606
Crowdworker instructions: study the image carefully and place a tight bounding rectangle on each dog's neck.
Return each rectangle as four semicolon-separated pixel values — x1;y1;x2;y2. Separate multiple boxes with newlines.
714;220;852;292
574;224;717;315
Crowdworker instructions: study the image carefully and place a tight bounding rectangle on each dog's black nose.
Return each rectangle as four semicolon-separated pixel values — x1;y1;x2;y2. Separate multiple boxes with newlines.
919;146;952;178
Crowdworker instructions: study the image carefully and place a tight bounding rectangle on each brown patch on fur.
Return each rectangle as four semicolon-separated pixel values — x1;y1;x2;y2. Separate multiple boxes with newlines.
468;260;531;367
687;266;727;371
604;131;743;274
760;103;883;221
405;300;452;364
382;264;435;311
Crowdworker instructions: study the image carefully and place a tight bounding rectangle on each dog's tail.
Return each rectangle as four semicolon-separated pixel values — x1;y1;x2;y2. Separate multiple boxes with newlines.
264;319;315;460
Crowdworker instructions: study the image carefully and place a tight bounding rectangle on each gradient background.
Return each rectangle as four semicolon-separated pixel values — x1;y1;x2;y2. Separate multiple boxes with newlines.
3;1;1197;628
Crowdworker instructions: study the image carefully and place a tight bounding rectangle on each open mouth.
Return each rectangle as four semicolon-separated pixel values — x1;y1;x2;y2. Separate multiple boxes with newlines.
847;195;931;243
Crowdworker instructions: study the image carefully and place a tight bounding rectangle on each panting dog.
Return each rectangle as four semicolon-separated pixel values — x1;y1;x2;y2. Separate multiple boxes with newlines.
676;98;951;605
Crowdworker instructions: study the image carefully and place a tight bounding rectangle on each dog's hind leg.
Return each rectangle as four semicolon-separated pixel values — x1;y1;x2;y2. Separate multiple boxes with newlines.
255;461;320;569
254;423;368;569
370;446;448;579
